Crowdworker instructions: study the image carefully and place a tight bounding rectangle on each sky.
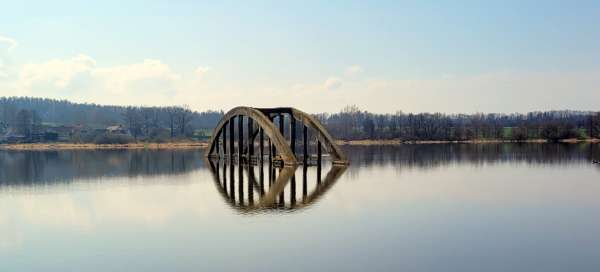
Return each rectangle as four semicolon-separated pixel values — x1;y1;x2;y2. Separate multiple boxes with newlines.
0;0;599;113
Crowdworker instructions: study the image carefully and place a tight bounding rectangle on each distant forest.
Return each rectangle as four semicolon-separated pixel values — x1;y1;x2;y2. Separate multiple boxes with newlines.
0;97;223;143
319;105;600;142
1;97;599;144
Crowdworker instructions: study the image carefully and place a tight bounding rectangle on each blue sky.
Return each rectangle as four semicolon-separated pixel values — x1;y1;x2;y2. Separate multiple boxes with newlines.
1;1;599;113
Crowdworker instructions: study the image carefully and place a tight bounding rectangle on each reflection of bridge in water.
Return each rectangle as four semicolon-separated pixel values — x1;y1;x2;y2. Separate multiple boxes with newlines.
205;106;349;212
207;159;347;212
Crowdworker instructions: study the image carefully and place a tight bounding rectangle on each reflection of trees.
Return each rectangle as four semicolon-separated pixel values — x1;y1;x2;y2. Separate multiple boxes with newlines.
344;143;600;170
0;150;204;185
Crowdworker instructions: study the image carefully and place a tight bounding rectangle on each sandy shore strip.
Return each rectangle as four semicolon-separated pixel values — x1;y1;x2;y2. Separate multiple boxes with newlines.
2;138;599;150
0;142;209;151
336;138;600;145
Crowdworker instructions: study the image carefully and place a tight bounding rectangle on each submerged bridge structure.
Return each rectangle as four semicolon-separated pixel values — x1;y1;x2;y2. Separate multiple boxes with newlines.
206;107;348;166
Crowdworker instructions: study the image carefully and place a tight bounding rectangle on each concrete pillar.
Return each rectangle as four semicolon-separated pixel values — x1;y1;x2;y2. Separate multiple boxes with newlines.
248;118;254;160
290;116;296;155
229;117;235;163
270;115;276;159
317;140;322;167
238;115;243;163
259;128;264;162
222;123;227;158
303;125;308;164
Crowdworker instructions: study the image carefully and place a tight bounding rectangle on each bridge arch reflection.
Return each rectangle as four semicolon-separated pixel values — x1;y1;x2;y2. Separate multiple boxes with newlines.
206;158;347;213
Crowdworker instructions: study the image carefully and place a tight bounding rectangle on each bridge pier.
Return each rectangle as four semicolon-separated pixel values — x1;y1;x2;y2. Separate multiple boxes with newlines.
259;128;264;162
290;116;296;155
317;140;322;167
229;117;235;163
238;116;243;163
222;122;227;158
269;115;276;161
303;125;308;164
248;118;254;160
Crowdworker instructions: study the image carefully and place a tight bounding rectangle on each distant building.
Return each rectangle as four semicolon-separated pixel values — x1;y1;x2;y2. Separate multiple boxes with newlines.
106;125;130;136
70;124;94;142
46;125;75;142
1;129;26;143
0;122;7;135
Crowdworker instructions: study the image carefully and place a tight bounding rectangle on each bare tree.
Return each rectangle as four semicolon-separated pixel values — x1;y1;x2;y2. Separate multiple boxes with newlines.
175;105;193;137
166;107;178;138
123;107;142;140
15;109;33;138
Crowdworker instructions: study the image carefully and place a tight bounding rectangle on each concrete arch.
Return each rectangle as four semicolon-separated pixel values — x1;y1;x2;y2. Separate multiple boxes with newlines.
289;108;347;163
206;106;297;165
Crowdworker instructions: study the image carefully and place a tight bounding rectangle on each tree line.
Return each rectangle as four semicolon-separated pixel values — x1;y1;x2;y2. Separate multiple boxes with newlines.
0;97;223;143
1;97;598;143
316;105;600;142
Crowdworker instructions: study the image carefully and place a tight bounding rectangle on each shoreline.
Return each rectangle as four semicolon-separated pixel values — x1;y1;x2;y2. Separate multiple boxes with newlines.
1;138;598;151
0;142;208;151
336;138;600;145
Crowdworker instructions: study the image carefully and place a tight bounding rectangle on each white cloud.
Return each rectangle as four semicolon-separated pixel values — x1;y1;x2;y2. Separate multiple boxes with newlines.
345;64;363;76
323;77;343;90
0;35;17;51
16;55;183;105
0;63;7;78
0;35;17;79
5;52;600;114
21;54;96;88
93;59;179;83
195;66;211;78
91;59;180;94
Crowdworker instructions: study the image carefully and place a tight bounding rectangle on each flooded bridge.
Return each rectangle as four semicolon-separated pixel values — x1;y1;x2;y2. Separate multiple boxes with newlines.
205;106;348;166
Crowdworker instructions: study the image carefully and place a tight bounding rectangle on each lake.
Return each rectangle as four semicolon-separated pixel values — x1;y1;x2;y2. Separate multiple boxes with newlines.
1;144;599;272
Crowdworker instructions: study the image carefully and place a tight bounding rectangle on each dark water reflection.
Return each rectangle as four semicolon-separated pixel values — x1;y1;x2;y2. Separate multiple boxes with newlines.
346;143;599;168
1;143;596;187
0;150;203;185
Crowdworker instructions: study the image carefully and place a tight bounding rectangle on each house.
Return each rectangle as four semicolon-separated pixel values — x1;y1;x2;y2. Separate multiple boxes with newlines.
0;122;7;135
1;129;26;143
106;125;130;136
46;125;75;142
67;124;95;142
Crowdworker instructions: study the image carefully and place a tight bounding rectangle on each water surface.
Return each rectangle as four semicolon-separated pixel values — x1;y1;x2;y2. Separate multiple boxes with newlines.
1;144;599;272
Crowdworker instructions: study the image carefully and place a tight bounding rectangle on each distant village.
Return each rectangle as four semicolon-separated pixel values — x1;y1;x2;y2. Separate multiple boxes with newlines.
0;122;212;144
0;98;224;145
1;123;123;143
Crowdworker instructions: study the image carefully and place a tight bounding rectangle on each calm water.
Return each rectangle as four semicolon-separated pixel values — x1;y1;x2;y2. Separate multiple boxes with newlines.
1;144;600;272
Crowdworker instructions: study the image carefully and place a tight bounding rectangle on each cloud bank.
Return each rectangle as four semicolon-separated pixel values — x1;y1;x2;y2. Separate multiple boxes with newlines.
0;35;17;51
14;55;184;106
2;52;599;114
